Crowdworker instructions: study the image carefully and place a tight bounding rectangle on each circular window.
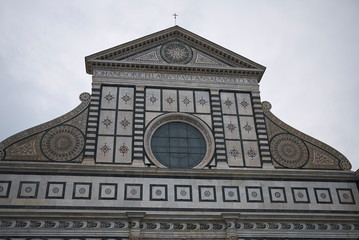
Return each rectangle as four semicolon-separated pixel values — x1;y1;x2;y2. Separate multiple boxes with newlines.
144;113;214;169
151;122;206;168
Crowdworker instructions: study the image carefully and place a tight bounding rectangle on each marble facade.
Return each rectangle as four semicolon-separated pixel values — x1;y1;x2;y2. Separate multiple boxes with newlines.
0;26;358;239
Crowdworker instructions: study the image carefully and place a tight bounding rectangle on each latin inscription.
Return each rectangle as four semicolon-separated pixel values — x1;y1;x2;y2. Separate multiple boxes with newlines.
94;70;258;85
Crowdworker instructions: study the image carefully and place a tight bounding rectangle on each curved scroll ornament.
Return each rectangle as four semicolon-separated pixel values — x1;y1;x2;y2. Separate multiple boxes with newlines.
0;92;90;162
262;101;351;170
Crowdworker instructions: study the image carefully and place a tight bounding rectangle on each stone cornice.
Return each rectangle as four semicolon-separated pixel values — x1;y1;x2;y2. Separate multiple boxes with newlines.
0;162;356;181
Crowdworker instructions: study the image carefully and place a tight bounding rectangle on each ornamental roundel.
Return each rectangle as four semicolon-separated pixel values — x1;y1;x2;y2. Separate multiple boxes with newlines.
270;133;309;168
160;41;193;64
41;125;85;161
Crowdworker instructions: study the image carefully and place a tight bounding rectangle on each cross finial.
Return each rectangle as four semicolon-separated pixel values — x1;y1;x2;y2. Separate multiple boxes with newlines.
173;13;178;25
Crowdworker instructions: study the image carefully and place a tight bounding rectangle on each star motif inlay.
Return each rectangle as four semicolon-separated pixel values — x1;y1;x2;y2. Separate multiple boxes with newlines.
243;122;253;134
119;143;129;156
102;116;112;128
100;143;111;156
227;122;236;133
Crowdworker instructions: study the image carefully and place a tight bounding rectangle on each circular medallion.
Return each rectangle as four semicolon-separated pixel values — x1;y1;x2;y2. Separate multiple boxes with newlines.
270;133;308;168
79;92;91;102
160;41;193;64
41;125;84;162
340;159;351;171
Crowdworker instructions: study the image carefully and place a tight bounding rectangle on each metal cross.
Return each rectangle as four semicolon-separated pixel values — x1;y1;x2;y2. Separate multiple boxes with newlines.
173;13;178;25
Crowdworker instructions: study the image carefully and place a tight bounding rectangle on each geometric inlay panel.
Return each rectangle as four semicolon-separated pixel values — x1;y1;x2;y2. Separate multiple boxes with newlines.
291;187;310;203
336;188;355;204
222;186;240;202
245;186;263;202
198;185;216;202
99;183;117;200
268;187;287;203
124;184;142;201
150;184;168;201
46;182;66;199
17;181;39;199
314;188;333;204
0;181;11;198
72;182;92;200
174;185;192;202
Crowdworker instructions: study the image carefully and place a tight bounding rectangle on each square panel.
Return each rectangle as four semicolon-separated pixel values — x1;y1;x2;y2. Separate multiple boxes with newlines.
162;89;178;112
118;87;134;110
96;136;114;163
336;188;355;204
222;186;240;202
242;141;261;167
268;187;287;203
198;186;216;202
223;115;240;139
239;116;257;140
116;111;133;136
101;86;118;109
314;188;333;204
195;91;210;113
17;181;39;199
98;110;116;135
179;90;194;113
146;88;161;111
114;137;132;164
220;92;237;115
150;184;168;201
46;182;66;199
174;185;192;201
245;186;263;202
0;181;12;198
226;140;244;167
125;184;142;200
291;187;310;203
99;183;117;200
72;182;92;200
236;93;253;115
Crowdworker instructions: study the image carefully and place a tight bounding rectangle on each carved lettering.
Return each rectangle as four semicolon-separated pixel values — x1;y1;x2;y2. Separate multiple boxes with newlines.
94;70;258;85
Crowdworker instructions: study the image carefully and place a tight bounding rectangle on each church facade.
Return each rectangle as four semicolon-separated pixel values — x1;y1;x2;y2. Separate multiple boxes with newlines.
0;26;358;239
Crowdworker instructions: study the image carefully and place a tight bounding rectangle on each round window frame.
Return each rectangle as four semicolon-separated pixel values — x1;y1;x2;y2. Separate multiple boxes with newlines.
144;113;215;169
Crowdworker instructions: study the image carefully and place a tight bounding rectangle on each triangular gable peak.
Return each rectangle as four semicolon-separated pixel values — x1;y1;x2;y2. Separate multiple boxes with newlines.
85;26;266;82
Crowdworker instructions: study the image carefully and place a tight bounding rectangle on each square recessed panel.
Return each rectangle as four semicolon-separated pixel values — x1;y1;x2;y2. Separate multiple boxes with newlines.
17;181;39;199
292;187;310;203
46;182;66;199
73;182;92;200
0;181;11;198
222;186;240;202
150;184;168;201
314;188;333;204
99;183;117;200
246;186;263;202
175;185;192;201
269;187;287;203
336;188;355;204
198;186;216;202
125;184;142;200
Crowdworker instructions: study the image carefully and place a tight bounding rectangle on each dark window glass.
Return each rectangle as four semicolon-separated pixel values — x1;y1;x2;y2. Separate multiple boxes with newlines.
151;122;206;168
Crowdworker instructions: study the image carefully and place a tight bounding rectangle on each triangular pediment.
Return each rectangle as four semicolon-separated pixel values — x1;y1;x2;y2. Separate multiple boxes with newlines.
118;43;231;68
85;26;266;81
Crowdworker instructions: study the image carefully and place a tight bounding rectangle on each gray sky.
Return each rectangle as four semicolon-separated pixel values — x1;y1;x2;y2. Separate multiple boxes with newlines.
1;0;358;170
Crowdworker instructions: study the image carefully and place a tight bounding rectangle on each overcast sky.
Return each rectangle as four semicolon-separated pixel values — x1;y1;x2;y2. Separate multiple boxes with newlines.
0;0;358;170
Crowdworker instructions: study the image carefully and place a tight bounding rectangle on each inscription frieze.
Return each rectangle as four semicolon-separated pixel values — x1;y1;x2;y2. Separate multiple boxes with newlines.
94;70;258;85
